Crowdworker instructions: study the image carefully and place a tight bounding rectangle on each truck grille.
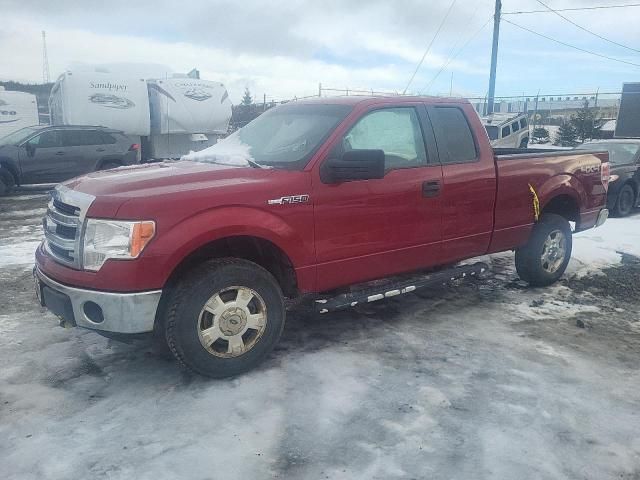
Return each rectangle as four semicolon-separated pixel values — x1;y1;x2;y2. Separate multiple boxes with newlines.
43;186;95;269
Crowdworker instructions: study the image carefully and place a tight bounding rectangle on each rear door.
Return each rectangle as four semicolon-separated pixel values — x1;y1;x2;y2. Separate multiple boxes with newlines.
19;130;66;184
427;104;496;263
313;104;443;291
61;129;104;177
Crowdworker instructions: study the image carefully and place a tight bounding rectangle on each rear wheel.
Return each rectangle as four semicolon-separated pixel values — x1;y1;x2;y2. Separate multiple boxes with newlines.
519;137;529;149
613;184;635;217
515;214;572;287
164;258;285;378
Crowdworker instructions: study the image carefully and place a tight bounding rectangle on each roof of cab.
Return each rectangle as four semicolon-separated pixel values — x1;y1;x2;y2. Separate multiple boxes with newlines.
291;95;471;107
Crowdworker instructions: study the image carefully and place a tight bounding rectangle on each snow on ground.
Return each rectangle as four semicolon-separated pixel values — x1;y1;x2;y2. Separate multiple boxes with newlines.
1;192;639;480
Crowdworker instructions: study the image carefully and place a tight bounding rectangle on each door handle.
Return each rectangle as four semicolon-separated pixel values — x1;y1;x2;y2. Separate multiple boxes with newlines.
422;180;441;198
55;151;65;156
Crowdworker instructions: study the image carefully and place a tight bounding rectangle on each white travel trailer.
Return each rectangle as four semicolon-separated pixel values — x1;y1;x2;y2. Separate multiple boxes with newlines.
147;77;232;158
0;88;39;139
49;70;151;137
49;69;232;159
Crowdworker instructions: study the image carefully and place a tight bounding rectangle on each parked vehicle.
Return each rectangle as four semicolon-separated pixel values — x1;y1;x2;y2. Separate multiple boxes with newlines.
482;112;530;148
576;139;640;216
34;96;609;378
0;125;140;194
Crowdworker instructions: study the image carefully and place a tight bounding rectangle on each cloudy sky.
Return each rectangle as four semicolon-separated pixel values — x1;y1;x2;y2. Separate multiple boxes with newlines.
1;0;638;103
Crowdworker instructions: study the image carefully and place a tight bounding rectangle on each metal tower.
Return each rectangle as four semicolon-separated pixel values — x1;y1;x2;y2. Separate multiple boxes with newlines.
42;31;50;83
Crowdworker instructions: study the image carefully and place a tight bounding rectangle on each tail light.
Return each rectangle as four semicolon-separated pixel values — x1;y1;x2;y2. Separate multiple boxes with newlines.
601;161;610;190
129;143;140;151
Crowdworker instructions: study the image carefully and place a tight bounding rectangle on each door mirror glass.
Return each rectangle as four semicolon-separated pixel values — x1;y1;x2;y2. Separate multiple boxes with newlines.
322;149;385;183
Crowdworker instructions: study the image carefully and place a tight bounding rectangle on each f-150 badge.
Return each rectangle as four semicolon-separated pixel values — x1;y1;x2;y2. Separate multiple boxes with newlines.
268;194;310;205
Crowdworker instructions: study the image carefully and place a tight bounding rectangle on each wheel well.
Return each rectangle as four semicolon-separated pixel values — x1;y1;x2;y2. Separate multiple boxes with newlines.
0;162;18;186
165;236;298;298
542;194;579;222
98;159;122;170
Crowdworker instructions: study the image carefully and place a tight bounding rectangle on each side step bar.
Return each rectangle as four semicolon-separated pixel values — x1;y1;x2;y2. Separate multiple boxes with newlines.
315;262;488;314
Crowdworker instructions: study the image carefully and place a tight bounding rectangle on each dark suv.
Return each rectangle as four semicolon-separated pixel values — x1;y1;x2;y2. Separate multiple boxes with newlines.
0;125;140;194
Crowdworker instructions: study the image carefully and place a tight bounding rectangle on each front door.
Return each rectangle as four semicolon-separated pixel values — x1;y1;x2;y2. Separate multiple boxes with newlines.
19;130;67;184
312;105;443;292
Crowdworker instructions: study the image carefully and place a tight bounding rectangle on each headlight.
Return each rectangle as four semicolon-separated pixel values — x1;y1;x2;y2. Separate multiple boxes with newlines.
609;174;619;182
83;219;155;271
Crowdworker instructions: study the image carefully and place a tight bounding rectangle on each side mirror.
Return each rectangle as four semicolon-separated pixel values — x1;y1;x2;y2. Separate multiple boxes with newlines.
321;149;385;183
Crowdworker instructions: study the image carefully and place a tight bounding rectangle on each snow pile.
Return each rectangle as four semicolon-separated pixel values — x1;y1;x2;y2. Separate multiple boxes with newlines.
568;215;640;277
0;241;41;268
181;134;253;167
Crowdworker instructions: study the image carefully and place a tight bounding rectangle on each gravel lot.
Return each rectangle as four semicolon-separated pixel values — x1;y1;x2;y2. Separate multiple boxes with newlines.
1;189;639;480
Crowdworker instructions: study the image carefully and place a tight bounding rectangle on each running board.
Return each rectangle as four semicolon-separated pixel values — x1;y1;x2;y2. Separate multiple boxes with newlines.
314;262;488;314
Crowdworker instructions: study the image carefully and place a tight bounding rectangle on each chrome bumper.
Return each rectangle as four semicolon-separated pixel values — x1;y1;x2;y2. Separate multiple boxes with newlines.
596;208;609;228
34;267;161;334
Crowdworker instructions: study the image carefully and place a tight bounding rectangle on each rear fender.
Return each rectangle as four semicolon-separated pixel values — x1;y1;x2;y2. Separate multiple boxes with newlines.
536;174;586;214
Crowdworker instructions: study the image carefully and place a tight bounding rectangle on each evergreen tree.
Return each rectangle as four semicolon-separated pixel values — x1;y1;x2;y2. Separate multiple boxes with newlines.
555;121;579;147
532;127;550;144
571;100;603;142
241;88;253;106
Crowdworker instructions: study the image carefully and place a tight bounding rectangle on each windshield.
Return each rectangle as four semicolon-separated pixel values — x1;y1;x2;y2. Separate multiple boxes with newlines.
0;126;39;146
485;125;499;140
577;142;640;165
184;103;352;170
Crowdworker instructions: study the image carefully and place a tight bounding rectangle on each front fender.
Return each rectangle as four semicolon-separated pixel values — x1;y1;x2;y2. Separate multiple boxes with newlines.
151;205;315;282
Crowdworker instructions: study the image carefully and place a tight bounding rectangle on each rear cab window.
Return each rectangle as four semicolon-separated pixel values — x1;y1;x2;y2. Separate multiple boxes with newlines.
429;106;477;164
520;117;528;129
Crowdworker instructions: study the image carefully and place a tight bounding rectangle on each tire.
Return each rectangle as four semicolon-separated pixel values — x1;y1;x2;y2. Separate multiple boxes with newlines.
515;213;572;287
519;137;529;149
164;258;285;378
0;168;15;196
613;184;635;217
99;161;121;171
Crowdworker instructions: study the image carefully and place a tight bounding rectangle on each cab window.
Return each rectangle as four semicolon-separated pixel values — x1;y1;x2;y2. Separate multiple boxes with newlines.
431;106;477;164
511;122;520;133
520;117;528;129
501;125;511;138
343;107;427;170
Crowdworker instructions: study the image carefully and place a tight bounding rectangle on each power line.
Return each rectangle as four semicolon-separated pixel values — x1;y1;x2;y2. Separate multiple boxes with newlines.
402;0;457;94
421;17;492;94
534;0;640;54
501;18;640;68
503;3;640;15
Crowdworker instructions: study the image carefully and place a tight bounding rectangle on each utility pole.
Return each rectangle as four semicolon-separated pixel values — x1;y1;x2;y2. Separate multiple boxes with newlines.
487;0;501;114
42;31;50;84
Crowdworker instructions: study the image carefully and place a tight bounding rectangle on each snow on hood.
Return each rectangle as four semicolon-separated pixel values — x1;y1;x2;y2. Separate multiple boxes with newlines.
181;134;253;167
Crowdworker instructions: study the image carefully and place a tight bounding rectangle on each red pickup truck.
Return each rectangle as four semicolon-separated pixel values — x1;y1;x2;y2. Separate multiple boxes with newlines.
34;96;610;377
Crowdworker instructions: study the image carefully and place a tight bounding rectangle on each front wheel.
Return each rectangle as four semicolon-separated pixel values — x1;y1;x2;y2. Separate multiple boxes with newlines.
515;214;572;287
164;258;285;378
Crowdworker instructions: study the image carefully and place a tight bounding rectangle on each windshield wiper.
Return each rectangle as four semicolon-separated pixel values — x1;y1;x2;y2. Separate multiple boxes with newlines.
245;158;268;169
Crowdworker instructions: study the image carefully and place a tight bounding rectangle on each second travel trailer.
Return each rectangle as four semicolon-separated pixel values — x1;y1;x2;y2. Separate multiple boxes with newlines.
49;69;232;160
0;87;39;139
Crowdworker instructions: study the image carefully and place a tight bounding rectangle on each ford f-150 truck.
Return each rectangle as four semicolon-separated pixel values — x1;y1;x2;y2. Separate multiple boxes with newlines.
34;96;610;378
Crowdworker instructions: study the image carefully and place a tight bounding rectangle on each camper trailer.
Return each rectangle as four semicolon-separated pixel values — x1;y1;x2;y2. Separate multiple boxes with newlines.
49;70;150;161
49;68;232;160
0;88;39;140
148;77;232;158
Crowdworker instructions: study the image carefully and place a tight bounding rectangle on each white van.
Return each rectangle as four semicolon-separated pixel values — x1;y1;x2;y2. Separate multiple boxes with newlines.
481;113;530;148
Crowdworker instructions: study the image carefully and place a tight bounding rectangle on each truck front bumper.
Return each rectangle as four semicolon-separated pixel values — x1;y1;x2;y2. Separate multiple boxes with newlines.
34;266;162;334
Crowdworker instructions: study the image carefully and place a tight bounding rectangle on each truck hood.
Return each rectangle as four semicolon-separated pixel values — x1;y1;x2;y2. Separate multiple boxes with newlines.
65;160;273;197
64;161;278;218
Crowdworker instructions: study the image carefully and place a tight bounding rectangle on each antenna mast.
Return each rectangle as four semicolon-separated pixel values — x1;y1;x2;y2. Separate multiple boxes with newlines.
42;31;50;83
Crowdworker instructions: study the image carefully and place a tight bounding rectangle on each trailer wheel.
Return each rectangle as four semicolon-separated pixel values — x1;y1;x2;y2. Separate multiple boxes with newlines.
515;214;572;287
164;258;285;378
